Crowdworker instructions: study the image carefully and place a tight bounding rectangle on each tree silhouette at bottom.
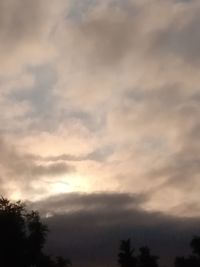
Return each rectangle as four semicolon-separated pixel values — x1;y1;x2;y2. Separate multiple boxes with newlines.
175;236;200;267
0;197;71;267
118;239;137;267
137;246;159;267
118;239;159;267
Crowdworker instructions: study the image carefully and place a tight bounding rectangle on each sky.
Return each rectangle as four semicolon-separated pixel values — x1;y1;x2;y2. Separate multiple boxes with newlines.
1;0;200;266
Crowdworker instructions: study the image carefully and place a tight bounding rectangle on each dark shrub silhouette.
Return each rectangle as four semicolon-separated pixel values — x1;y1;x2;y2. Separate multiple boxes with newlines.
118;239;159;267
191;236;200;256
137;246;159;267
118;239;137;267
175;236;200;267
0;197;70;267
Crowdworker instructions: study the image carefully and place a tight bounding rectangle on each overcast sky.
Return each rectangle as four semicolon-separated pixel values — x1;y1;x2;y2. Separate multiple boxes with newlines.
1;0;200;266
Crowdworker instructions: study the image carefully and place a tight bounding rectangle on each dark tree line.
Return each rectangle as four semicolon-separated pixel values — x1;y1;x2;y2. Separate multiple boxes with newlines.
0;197;71;267
118;237;200;267
175;236;200;267
118;239;159;267
0;197;200;267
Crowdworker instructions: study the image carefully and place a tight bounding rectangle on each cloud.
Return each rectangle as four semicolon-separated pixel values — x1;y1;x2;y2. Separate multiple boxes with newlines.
6;0;199;214
0;138;75;177
0;0;64;76
52;0;200;214
152;5;200;65
30;191;147;214
27;145;114;163
54;0;200;105
1;0;200;216
0;137;76;199
28;163;75;177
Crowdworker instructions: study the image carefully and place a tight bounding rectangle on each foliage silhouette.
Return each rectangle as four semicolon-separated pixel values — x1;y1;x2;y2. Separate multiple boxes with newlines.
2;196;200;267
118;239;137;267
175;236;200;267
0;197;71;267
137;246;159;267
118;239;159;267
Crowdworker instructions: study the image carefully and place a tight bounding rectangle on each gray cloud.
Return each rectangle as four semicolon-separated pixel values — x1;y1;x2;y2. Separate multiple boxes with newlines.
61;0;200;70
152;10;200;65
0;137;76;197
0;0;61;75
77;8;137;67
60;0;143;70
30;191;148;214
29;163;75;177
0;0;45;45
27;145;114;163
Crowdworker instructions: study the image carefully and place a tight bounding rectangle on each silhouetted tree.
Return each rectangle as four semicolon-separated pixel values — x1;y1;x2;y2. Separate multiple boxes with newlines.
175;236;200;267
26;210;48;266
0;197;70;267
118;239;137;267
118;239;159;267
191;236;200;256
137;246;159;267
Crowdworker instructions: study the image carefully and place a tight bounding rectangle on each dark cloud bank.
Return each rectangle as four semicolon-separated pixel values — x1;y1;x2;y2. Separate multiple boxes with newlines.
31;192;200;267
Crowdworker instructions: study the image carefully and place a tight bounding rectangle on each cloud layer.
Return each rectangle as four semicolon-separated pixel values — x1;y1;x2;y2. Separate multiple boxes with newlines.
0;0;200;217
